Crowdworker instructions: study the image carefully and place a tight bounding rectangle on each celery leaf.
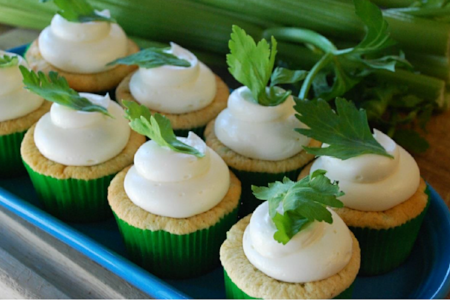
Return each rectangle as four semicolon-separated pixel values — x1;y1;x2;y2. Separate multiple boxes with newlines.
252;170;344;245
295;97;393;159
227;25;290;106
122;101;204;158
107;48;190;69
0;55;19;68
270;67;308;87
43;0;115;23
19;67;111;117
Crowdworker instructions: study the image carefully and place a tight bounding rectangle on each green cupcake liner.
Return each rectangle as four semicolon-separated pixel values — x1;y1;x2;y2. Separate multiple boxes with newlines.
114;205;239;279
351;187;431;276
230;167;304;217
23;161;115;222
0;131;27;178
224;270;354;299
174;125;206;139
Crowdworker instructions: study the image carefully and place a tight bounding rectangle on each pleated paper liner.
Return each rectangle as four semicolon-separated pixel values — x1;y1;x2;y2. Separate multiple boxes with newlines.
230;167;304;217
352;187;431;276
223;270;355;299
0;131;26;178
23;161;115;222
114;206;239;279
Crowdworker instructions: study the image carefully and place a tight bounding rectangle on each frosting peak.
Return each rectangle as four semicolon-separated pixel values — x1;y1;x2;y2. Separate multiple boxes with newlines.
214;86;310;161
0;51;44;122
243;201;353;283
134;132;211;182
34;93;130;166
124;132;230;218
129;43;216;114
51;13;110;42
50;93;110;129
311;130;420;211
38;10;128;74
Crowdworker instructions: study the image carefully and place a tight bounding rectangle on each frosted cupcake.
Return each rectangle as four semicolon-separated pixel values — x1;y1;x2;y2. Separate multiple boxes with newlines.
0;51;50;177
108;101;241;278
114;42;229;137
296;98;429;275
205;26;318;215
20;69;145;222
221;171;360;299
26;0;139;92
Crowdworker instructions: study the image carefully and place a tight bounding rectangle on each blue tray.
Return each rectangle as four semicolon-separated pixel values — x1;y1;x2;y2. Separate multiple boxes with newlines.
2;45;450;299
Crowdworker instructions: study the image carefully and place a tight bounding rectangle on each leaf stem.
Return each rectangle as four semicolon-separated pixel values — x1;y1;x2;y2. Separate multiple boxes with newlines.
299;52;334;100
263;27;337;53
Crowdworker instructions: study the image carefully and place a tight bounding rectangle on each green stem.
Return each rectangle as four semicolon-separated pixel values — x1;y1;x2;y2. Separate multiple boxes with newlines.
263;27;337;53
276;42;446;107
299;52;334;99
406;51;450;83
388;7;450;18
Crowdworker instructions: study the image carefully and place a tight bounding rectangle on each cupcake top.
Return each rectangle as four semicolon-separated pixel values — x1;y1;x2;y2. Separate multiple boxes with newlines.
295;97;420;211
20;68;130;166
109;43;217;114
0;51;44;122
214;26;310;161
38;0;127;74
244;170;352;283
215;87;309;160
122;101;230;218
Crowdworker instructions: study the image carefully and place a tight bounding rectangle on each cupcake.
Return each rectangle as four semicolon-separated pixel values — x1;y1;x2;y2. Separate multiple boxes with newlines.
296;98;429;275
221;171;360;299
108;101;241;278
0;51;50;177
20;69;145;222
205;26;318;215
114;42;229;137
25;1;139;93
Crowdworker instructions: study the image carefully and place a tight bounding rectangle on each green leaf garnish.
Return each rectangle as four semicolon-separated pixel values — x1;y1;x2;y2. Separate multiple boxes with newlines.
19;66;111;117
295;97;393;160
42;0;115;23
107;47;191;69
122;100;204;158
0;55;19;68
252;170;344;245
227;25;291;106
265;0;409;102
345;0;396;56
270;67;308;87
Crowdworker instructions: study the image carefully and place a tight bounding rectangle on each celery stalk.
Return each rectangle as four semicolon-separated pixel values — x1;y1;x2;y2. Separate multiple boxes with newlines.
193;0;450;57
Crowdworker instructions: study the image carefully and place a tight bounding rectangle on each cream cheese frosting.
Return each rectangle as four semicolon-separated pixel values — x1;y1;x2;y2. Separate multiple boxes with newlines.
0;51;44;122
38;10;128;74
214;86;310;161
124;132;230;218
129;43;217;114
243;201;353;283
310;130;421;211
34;93;130;166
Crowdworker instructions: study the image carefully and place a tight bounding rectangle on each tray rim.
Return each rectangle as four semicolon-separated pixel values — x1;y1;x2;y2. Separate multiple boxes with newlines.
1;182;450;298
2;44;450;299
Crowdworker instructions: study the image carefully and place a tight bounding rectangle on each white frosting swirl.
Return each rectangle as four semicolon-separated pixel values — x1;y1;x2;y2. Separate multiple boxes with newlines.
0;51;44;122
34;93;130;166
129;43;216;114
214;86;310;161
243;201;353;283
124;132;230;218
38;10;128;74
310;130;421;211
